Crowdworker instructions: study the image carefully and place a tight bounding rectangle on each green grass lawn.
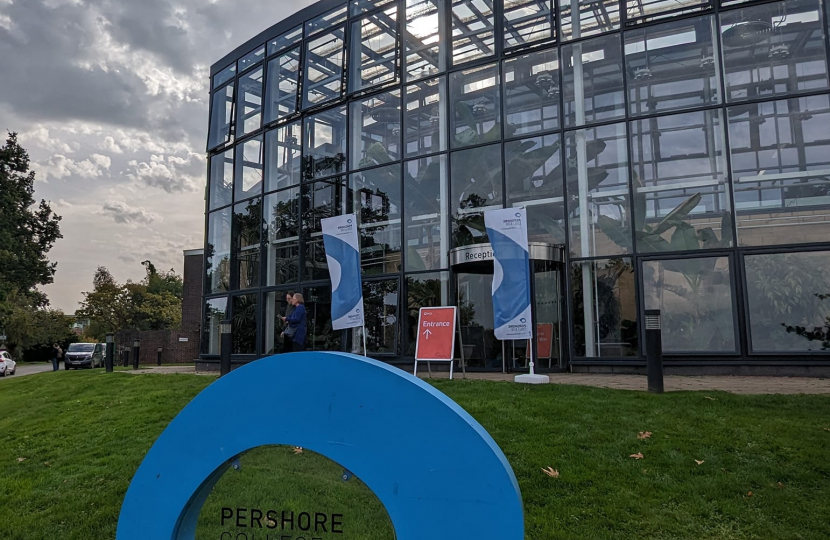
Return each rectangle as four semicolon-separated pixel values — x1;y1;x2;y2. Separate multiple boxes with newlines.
1;370;829;540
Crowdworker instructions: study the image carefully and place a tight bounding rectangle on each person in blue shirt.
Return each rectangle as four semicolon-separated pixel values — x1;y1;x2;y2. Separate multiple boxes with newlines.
281;293;308;352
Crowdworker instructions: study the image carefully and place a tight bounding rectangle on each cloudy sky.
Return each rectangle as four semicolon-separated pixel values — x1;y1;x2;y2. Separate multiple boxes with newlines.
0;0;313;312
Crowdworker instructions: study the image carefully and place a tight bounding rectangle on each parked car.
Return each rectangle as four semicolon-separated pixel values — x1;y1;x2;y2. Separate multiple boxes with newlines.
64;343;105;369
0;351;16;376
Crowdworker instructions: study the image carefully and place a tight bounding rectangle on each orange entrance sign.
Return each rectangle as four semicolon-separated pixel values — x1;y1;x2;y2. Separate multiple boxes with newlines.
414;307;460;379
535;323;554;359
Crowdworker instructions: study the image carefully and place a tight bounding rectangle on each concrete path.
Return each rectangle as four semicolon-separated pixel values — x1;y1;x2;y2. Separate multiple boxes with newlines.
424;372;830;395
126;364;830;395
0;363;53;380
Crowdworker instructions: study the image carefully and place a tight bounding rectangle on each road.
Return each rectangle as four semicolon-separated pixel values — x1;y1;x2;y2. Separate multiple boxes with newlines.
1;363;53;379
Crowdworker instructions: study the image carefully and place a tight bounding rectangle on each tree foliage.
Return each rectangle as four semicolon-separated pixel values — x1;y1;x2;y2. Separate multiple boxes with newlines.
79;263;184;338
0;132;62;305
0;132;65;359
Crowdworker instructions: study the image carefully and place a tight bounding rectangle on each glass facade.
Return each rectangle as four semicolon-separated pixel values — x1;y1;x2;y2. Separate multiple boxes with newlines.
204;0;830;366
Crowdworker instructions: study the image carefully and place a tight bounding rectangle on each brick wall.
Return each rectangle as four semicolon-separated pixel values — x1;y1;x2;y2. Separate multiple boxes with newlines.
115;329;200;365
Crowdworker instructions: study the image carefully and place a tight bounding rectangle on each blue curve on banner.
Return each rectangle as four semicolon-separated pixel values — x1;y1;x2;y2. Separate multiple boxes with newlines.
115;352;524;540
322;233;363;321
487;228;531;327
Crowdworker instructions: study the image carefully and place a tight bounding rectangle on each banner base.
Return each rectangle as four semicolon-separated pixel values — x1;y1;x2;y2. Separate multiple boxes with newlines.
514;374;550;385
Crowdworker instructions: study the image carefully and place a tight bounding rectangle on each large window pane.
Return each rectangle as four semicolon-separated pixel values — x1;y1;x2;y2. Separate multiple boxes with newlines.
404;76;447;157
745;251;830;353
727;94;830;246
264;48;300;124
350;6;399;92
405;155;449;271
206;209;231;294
267;25;302;56
503;47;560;136
264;188;300;286
720;0;829;103
450;62;501;149
558;0;620;41
563;33;626;127
361;279;400;354
303;285;342;352
302;177;347;280
405;271;450;355
234;136;264;201
451;0;495;64
625;15;720;117
643;256;737;353
504;0;553;49
571;258;638;357
264;121;302;192
303;106;347;180
626;0;709;24
208;149;233;211
352;0;396;15
212;64;236;90
352;164;402;274
232;294;258;354
303;27;346;108
208;82;234;150
451;143;503;247
565;122;631;257
202;297;228;355
264;290;296;355
405;0;446;81
350;90;401;170
505;134;566;245
237;65;263;136
631;109;731;253
306;6;347;37
238;46;265;74
233;198;262;290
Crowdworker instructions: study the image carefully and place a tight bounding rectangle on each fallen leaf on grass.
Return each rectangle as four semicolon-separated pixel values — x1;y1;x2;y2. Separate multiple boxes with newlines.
777;482;784;489
541;467;559;478
43;462;51;467
629;452;644;460
824;427;830;432
16;457;25;463
704;396;716;401
293;447;303;455
746;491;753;497
695;460;704;465
638;431;652;439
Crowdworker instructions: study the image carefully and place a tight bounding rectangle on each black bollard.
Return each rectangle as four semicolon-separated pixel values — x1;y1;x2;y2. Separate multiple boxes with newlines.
645;309;664;394
132;339;141;370
157;347;163;366
105;333;114;373
220;320;232;376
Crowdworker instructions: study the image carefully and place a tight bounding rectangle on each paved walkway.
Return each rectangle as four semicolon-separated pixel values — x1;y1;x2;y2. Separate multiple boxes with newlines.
125;365;830;395
423;372;830;394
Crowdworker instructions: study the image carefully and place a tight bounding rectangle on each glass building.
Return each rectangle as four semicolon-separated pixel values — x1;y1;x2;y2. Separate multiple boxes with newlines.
203;0;830;374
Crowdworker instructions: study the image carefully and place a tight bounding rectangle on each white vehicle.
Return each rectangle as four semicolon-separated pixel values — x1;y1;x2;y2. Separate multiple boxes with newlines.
0;351;17;377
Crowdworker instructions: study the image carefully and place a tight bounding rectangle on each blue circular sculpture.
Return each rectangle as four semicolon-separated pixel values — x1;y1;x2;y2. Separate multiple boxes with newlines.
116;352;524;539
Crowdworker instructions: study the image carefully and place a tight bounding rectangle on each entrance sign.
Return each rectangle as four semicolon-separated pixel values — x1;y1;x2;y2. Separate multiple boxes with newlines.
484;208;532;341
322;214;365;331
116;352;523;540
414;307;460;379
534;323;554;359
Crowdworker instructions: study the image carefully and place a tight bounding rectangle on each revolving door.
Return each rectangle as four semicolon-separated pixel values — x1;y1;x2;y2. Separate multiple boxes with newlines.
449;243;566;373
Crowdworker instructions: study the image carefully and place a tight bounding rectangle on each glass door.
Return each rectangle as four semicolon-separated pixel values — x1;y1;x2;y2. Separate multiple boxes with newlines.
456;272;504;369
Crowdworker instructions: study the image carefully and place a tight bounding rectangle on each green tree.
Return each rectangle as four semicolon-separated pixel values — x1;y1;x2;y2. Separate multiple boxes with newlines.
0;132;63;358
0;132;62;305
79;263;183;338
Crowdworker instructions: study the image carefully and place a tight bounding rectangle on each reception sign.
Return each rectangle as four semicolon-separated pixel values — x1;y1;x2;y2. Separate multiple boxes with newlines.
321;214;364;330
484;208;532;341
116;352;524;540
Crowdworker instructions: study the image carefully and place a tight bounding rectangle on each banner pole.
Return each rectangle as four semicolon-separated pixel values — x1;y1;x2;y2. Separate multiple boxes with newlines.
362;325;368;357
